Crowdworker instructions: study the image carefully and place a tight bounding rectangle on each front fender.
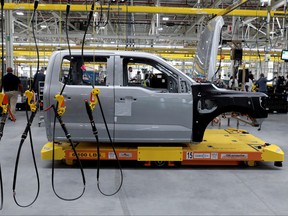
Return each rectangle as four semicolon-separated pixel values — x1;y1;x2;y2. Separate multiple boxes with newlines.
191;83;268;142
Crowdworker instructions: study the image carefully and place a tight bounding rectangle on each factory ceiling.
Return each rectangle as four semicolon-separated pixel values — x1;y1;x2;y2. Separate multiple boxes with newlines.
1;0;288;64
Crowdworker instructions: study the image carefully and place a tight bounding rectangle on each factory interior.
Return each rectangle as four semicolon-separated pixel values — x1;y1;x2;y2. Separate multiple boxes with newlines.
0;0;288;215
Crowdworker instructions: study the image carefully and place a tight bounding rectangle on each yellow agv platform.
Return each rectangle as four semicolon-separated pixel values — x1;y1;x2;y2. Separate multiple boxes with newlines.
41;128;284;167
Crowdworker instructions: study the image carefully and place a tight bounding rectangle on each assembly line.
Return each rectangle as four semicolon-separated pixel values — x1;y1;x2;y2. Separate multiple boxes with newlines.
0;0;288;215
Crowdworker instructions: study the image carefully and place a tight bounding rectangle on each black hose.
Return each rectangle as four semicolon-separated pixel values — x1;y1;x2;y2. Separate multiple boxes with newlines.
49;1;86;201
12;0;41;208
0;0;4;92
0;113;8;142
50;105;86;201
0;0;5;140
81;1;95;70
0;164;3;210
96;94;123;196
12;106;40;207
30;0;40;93
59;0;71;95
0;0;5;210
84;96;123;196
84;100;100;179
82;1;123;196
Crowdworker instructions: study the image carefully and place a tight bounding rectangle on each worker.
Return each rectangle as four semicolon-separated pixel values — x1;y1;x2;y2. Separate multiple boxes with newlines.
245;74;254;92
128;66;133;79
255;73;275;94
1;67;23;120
143;73;150;87
133;71;142;83
130;70;142;83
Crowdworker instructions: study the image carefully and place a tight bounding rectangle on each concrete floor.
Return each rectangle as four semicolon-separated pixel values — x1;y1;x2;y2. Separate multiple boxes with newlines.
0;110;287;216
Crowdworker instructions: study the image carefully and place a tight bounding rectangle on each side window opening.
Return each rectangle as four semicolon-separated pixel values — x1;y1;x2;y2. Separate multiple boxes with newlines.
122;56;179;93
60;55;108;86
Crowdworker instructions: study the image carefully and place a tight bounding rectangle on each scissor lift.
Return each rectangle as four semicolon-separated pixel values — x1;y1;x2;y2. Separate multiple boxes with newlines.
41;128;284;167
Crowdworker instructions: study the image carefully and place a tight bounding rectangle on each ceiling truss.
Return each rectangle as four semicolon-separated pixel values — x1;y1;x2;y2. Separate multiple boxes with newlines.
0;0;287;65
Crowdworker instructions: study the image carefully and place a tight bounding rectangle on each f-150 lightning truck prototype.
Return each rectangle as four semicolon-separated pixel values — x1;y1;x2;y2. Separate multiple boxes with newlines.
43;17;268;143
43;49;267;143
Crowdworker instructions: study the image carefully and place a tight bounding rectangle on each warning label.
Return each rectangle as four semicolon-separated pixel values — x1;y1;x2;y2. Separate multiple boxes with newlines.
194;153;211;159
68;151;105;159
108;152;116;159
119;152;132;158
221;153;248;159
211;152;218;160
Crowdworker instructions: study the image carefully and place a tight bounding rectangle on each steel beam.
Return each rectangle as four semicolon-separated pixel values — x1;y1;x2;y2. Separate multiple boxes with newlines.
4;3;287;17
212;0;249;18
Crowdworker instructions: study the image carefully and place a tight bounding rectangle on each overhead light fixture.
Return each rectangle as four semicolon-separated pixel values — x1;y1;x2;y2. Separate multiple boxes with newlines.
16;11;24;16
40;24;47;29
110;0;126;2
158;27;163;31
162;17;169;21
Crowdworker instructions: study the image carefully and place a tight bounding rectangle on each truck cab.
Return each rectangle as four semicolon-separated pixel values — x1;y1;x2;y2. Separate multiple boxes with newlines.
43;50;267;143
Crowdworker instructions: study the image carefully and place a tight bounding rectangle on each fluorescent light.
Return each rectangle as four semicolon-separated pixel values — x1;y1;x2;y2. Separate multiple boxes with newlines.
40;25;47;29
162;17;169;21
158;27;163;31
16;11;24;16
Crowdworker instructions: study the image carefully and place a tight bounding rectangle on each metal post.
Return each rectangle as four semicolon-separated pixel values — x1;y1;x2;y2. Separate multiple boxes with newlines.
4;0;13;69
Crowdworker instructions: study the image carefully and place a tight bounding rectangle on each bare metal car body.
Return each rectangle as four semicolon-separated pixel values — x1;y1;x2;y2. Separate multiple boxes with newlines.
43;17;268;143
43;49;267;143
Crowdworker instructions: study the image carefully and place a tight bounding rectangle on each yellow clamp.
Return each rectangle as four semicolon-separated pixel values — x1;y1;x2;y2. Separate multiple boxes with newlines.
55;94;66;116
0;93;8;114
25;90;37;112
89;88;100;111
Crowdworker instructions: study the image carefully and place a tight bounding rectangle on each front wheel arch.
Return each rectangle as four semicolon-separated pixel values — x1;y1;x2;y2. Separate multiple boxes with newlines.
192;106;259;142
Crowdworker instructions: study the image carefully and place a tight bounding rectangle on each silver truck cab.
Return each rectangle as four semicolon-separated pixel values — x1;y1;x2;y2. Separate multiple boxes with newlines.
43;49;267;143
44;50;197;143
